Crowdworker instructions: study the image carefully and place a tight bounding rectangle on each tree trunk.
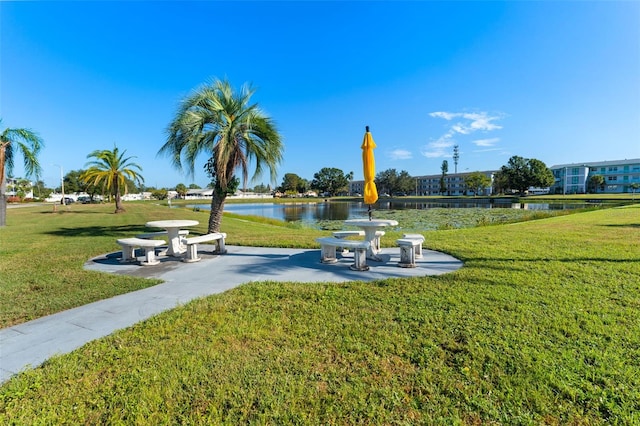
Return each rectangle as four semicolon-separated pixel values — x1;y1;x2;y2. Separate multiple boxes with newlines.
0;175;6;227
0;145;6;227
114;179;126;213
208;189;226;233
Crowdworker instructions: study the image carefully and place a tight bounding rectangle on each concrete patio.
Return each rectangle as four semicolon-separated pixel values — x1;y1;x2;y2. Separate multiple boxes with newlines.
0;245;463;383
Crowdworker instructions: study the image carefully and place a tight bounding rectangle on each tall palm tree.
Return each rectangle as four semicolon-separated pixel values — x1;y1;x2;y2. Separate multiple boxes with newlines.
81;146;143;213
0;119;44;226
159;79;283;232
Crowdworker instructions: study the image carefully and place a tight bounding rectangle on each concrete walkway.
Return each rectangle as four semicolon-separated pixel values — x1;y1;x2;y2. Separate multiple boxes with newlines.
0;245;463;383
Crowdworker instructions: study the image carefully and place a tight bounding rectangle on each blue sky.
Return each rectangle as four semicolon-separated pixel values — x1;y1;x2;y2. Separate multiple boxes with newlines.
2;1;639;189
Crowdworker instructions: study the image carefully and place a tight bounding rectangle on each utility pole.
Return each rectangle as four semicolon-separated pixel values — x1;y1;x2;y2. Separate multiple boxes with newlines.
54;164;65;205
453;145;459;174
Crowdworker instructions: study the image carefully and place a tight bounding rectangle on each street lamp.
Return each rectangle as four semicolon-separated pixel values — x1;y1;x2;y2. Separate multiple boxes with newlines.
53;164;65;206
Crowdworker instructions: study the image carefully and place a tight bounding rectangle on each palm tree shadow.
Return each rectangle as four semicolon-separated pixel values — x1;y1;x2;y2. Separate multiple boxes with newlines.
39;210;111;215
44;225;146;238
464;256;639;264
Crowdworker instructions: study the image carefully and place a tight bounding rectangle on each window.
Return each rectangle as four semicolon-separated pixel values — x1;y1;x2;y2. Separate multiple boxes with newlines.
572;167;580;175
608;166;618;172
608;176;618;182
572;176;579;184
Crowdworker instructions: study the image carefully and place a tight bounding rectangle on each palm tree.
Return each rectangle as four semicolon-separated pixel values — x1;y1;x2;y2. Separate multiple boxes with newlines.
81;146;143;213
0;119;44;226
588;174;605;193
159;78;283;232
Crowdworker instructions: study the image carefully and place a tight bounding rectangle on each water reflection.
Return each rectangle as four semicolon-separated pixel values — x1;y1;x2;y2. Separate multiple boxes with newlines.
201;200;594;223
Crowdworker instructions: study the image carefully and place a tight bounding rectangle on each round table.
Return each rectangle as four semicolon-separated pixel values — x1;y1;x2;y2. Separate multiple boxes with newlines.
343;219;399;261
145;220;199;256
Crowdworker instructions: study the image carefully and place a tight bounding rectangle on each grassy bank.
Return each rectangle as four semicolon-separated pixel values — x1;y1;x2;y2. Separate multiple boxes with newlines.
0;203;321;328
1;203;639;423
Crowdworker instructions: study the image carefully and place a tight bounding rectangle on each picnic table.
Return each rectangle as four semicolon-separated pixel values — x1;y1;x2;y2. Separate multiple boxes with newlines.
343;218;398;261
145;220;199;256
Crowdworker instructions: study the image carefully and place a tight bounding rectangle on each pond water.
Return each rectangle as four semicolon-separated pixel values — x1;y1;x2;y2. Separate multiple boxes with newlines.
191;200;596;224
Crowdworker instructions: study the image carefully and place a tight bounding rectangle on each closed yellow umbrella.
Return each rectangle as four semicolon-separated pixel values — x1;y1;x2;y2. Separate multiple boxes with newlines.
361;126;378;219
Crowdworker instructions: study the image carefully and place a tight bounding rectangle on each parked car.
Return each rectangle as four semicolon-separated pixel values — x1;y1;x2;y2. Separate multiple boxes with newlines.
60;197;75;204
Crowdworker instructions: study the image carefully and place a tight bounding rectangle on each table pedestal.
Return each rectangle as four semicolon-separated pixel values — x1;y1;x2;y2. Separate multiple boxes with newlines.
165;228;185;256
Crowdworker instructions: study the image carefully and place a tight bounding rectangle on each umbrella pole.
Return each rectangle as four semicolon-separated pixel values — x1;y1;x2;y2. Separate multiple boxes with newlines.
368;204;372;221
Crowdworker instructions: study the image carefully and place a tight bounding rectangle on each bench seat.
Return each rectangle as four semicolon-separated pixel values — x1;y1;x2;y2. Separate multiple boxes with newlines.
333;230;385;251
332;230;365;238
116;237;166;266
316;237;370;271
183;232;227;263
396;238;421;268
136;230;189;239
402;233;425;258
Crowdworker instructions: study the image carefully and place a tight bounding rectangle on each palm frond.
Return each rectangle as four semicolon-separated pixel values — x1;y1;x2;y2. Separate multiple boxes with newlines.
159;78;283;190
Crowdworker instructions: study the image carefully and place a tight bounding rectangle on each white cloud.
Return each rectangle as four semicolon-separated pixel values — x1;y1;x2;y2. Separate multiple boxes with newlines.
425;111;505;160
388;149;412;160
451;124;470;135
420;135;455;159
430;138;455;149
420;149;448;158
429;111;456;120
472;147;501;153
430;110;504;136
473;138;500;147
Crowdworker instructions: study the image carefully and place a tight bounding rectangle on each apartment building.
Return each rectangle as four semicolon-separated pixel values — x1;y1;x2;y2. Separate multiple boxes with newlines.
349;170;496;196
549;159;640;194
415;170;495;196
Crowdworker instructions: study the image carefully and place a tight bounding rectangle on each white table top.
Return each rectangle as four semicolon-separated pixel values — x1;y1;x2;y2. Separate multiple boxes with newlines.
344;219;398;227
146;220;199;228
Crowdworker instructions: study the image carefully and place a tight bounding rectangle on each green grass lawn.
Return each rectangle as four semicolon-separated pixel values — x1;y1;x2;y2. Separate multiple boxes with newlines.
0;202;638;424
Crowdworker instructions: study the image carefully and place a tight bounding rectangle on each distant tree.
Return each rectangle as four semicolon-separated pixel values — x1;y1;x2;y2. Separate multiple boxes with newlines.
311;167;352;196
464;171;492;196
587;174;605;193
492;170;509;195
205;168;240;196
527;158;555;189
188;183;201;189
81;146;144;213
175;183;188;199
280;173;304;193
7;178;32;200
297;178;310;194
253;183;270;194
453;144;460;174
160;78;283;233
33;180;53;199
0;119;44;226
127;178;142;194
62;170;81;194
375;168;398;195
630;183;640;199
440;160;449;195
375;168;414;195
151;189;168;200
499;156;554;195
396;170;415;195
63;170;102;201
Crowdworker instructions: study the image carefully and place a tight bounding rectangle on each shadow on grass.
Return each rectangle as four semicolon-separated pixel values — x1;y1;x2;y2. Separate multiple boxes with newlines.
464;257;639;264
600;224;640;228
39;210;113;215
44;225;147;238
